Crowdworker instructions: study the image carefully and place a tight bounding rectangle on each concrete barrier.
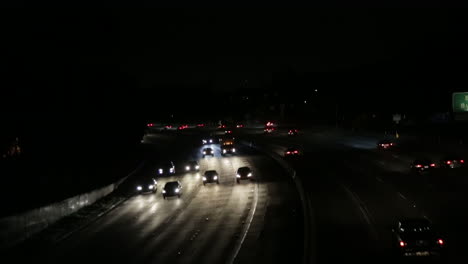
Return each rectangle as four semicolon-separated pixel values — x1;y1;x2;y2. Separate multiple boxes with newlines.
240;140;315;264
0;162;142;250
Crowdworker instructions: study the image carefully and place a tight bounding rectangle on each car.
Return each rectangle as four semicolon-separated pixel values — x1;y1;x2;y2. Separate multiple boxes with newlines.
162;181;182;199
225;129;233;135
185;160;200;172
377;139;394;149
391;218;445;258
410;159;435;173
156;161;176;175
236;124;244;128
288;129;299;136
135;177;158;194
284;147;301;157
236;167;253;183
202;135;215;145
440;156;465;169
203;170;219;185
264;127;275;133
202;148;214;158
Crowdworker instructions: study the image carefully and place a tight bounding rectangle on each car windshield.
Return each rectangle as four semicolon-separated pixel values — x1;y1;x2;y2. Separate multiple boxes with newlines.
165;182;178;189
238;167;250;173
188;161;198;166
205;171;217;176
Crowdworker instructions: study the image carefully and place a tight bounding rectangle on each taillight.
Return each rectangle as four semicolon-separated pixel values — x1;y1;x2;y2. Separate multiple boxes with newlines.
147;124;153;127
437;239;444;245
461;160;464;163
415;165;422;168
430;163;436;167
390;143;393;146
286;151;291;154
294;151;299;154
447;161;451;165
399;241;406;247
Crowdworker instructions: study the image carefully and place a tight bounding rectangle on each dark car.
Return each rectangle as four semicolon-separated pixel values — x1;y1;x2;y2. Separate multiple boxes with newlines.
156;161;176;175
410;159;435;173
185;160;200;172
135;177;158;194
236;167;253;183
221;144;236;156
162;181;182;199
391;219;445;258
288;129;299;136
284;147;301;157
440;156;465;169
203;170;219;185
377;139;394;149
203;148;214;158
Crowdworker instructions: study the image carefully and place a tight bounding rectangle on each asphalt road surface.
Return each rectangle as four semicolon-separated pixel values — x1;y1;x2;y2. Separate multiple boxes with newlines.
242;127;467;264
10;130;302;264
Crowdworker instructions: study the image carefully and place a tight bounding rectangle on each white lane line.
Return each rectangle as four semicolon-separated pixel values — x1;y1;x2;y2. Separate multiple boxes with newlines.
341;184;379;241
398;192;407;200
227;181;259;264
375;176;384;183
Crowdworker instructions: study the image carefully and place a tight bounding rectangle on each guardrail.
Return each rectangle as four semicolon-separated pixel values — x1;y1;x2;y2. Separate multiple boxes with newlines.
240;140;315;264
0;161;144;250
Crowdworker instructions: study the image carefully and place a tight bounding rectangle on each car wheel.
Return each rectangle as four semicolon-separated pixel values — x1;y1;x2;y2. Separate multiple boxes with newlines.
153;189;157;193
163;195;166;199
236;180;240;184
217;180;219;184
203;182;205;186
178;194;181;198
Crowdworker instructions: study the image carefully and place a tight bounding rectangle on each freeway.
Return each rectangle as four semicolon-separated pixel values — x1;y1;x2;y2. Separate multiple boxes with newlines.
9;130;302;264
241;126;467;263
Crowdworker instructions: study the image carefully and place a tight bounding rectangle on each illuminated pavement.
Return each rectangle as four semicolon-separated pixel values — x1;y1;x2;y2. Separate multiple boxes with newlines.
12;131;302;264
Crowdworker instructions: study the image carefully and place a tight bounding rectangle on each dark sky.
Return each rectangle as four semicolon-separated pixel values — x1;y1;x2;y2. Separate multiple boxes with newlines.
1;9;468;121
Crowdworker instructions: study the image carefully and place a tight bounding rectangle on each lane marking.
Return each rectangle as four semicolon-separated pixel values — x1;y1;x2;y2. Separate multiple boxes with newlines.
398;192;407;200
341;184;379;241
227;181;259;264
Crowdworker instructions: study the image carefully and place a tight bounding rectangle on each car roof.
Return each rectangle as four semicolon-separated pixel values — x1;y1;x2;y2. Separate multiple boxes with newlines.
204;170;217;174
238;166;251;171
204;147;212;150
164;181;180;186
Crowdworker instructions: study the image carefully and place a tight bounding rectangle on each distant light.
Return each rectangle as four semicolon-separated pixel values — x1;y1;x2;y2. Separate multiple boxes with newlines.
437;239;444;245
399;241;406;247
430;163;436;167
461;160;464;163
447;161;451;165
304;100;307;104
315;89;318;92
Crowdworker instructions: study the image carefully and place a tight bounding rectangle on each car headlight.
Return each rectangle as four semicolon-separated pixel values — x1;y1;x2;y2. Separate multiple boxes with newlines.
186;166;190;171
158;169;163;174
148;185;154;189
195;165;200;169
214;176;218;180
248;173;252;177
209;139;213;143
223;149;227;153
203;140;207;143
232;148;236;152
203;151;206;154
170;168;174;172
162;190;166;193
175;188;180;193
203;177;207;181
236;174;241;178
137;186;142;191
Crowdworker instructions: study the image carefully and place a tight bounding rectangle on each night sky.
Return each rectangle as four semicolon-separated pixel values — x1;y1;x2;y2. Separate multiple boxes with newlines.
1;9;467;130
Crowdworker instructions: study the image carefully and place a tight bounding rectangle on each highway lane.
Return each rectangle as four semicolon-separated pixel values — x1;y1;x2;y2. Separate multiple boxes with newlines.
12;132;302;264
241;127;465;263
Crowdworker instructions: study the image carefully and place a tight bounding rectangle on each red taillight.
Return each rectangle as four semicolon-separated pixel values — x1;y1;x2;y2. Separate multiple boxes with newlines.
461;160;464;163
294;151;299;154
399;241;406;247
415;165;422;168
430;163;436;167
286;151;291;154
446;161;451;165
437;239;444;245
147;123;154;127
390;143;393;146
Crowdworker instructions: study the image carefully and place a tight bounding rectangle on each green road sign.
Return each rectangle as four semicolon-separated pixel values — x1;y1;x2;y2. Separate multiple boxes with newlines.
453;92;468;112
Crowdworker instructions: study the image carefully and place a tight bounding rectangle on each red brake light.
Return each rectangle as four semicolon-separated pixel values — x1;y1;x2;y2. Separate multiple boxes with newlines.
147;123;153;127
399;241;406;247
447;161;451;165
286;151;291;154
294;151;299;154
461;160;464;163
415;165;422;168
430;163;436;167
437;239;444;245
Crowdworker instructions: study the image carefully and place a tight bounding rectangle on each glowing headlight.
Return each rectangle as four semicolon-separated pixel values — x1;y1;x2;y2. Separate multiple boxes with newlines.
158;169;163;174
209;139;213;143
248;173;252;177
175;188;180;193
203;151;206;154
202;140;207;143
148;185;154;189
162;190;166;193
195;165;200;169
223;149;227;153
236;174;241;178
186;166;190;171
214;176;218;180
170;168;174;173
137;186;142;191
232;148;236;152
203;177;207;181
